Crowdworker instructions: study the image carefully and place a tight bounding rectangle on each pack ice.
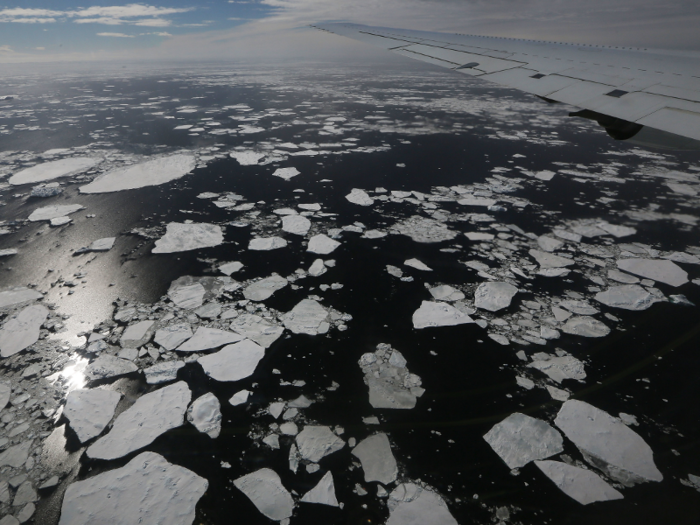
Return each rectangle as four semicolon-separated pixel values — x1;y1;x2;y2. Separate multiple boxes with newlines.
281;299;330;335
359;345;424;409
197;339;265;382
152;223;224;253
243;274;288;301
300;471;339;507
295;425;345;462
387;483;458;525
10;157;102;185
233;468;294;521
412;301;473;329
64;389;121;443
484;413;564;469
0;304;48;358
474;282;518;312
187;393;222;438
616;259;688;287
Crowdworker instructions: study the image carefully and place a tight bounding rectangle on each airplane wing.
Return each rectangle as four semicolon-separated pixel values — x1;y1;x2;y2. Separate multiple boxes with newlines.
313;23;700;150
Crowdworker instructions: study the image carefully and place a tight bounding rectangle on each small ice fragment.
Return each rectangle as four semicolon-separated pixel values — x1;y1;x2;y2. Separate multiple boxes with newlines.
345;188;374;206
488;333;509;345
0;441;32;468
281;215;311;236
168;281;206;309
197;339;265;382
392;216;458;243
153;223;223;254
219;261;243;275
229;313;284;348
300;471;339;507
0;249;17;257
143;361;185;384
0;287;43;309
546;385;570;401
412;301;474;329
484;413;564;469
404;259;432;271
535;460;623;505
249;237;288;251
352;433;398;484
281;299;329;335
307;234;340;254
243;274;288;301
562;316;611;338
516;376;535;390
154;323;193;351
29;204;84;222
465;232;495;241
559;300;598;316
84;355;138;381
474;282;518;312
538;236;564;252
64;389;121;443
187;393;222;438
597;222;636;238
177;327;243;352
295;426;345;462
607;269;639;284
528;353;586;383
457;196;496;207
0;304;48;358
529;249;575;269
86;237;115;252
233;469;294;521
273;167;301;180
263;434;280;449
120;320;155;348
308;259;327;277
230;390;251;406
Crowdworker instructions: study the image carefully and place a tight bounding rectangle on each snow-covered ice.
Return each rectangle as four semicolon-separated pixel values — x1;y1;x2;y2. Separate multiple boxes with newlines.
0;304;48;358
308;259;327;277
404;258;432;271
387;483;458;525
595;285;658;311
429;285;465;301
272;167;300;180
282;214;311;236
229;313;284;348
10;157;102;186
28;204;84;222
474;282;518;312
243;274;288;301
392;216;458;243
0;441;32;468
352;433;398;484
120;320;155;347
300;471;339;507
82;237;115;252
295;425;345;462
219;261;244;275
64;389;121;443
484;413;564;469
144;361;186;384
233;468;294;522
177;327;243;352
84;355;138;381
154;323;193;351
281;299;329;335
249;237;288;251
187;393;222;438
598;222;636;238
345;188;374;206
229;390;251;406
562;316;611;338
230;151;266;166
360;345;424;409
528;353;586;383
412;301;474;329
197;339;265;382
529;249;575;269
307;234;340;254
153;223;224;254
535;460;623;505
168;282;206;309
617;258;688;287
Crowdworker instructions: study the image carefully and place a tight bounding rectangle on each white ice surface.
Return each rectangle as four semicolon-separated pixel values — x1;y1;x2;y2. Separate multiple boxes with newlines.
300;471;339;507
177;327;243;352
272;167;301;180
595;285;658;311
64;389;121;443
229;313;284;348
529;249;575;268
28;204;84;222
282;215;311;236
295;425;345;462
153;223;224;254
387;483;458;525
0;304;48;358
197;339;265;382
562;316;610;338
144;361;186;384
243;274;288;301
535;460;624;505
219;261;244;275
10;157;102;186
154;323;193;351
0;287;42;309
307;234;340;254
84;355;138;381
345;188;374;206
281;299;329;335
617;258;688;287
187;393;222;438
474;282;518;312
412;301;473;329
168;282;206;309
352;433;398;484
249;237;288;251
233;468;294;521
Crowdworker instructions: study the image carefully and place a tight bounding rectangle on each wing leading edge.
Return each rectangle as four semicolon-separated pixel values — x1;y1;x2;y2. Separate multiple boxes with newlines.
314;23;700;150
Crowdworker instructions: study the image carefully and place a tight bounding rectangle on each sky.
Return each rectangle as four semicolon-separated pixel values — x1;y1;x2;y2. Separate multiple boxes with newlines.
1;1;699;64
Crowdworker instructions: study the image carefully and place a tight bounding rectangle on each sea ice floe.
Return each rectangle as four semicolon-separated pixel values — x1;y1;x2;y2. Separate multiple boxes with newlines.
404;258;432;271
484;413;564;469
168;282;206;309
529;249;575;269
307;234;340;254
617;258;688;287
177;327;243;352
534;460;623;505
0;441;32;468
51;216;73;226
230;390;251;406
84;355;138;381
458;196;496;207
559;299;598;316
387;483;458;525
429;285;465;301
359;345;424;409
352;433;398;484
154;323;193;351
0;249;17;257
474;282;518;312
281;299;330;335
187;392;222;438
465;232;495;241
80;153;196;193
144;361;186;384
554;400;663;485
607;269;640;284
120;320;155;348
0;304;48;358
0;287;43;309
273;167;301;180
219;261;244;275
663;251;700;265
300;471;339;507
10;157;102;185
152;223;224;254
243;274;288;301
295;425;345;462
64;389;121;443
412;301;474;329
233;468;294;522
538;236;564;252
392;216;458;243
230;151;267;166
281;214;311;235
197;339;265;382
87;381;191;460
78;237;115;253
249;237;288;251
597;222;636;238
595;285;658;311
0;380;10;411
345;188;374;206
28;204;84;222
527;353;586;383
308;259;327;277
562;316;611;338
229;313;284;348
58;452;207;525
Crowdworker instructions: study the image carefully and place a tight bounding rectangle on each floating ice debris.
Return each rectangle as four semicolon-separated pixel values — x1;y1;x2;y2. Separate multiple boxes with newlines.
87;381;191;460
387;483;458;525
300;471;339;507
64;389;121;443
0;380;10;411
144;361;186;384
352;433;398;484
249;237;288;251
120;320;155;347
263;434;280;449
153;223;224;254
233;468;294;522
30;182;62;198
547;385;570;401
282;214;311;236
269;401;285;419
229;313;284;348
307;234;340;255
412;301;474;329
474;282;518;312
484;413;564;469
0;287;43;309
10;157;102;185
392;216;458;243
458;196;496;207
168;282;206;309
670;294;695;306
345;188;374;206
562;316;611;338
154;323;193;351
177;327;243;352
538;268;571;278
230;390;251;406
80;153;196;193
607;269;640;284
535;460;623;505
84;355;138;381
529;249;575;269
281;299;330;335
197;339;265;382
230;151;266;166
51;216;72;227
359;345;424;409
174;124;194;130
598;222;636;238
272;167;300;180
617;259;688;287
363;229;387;239
295;426;345;462
555;400;663;485
516;376;535;389
429;285;465;301
595;285;658;311
528;353;586;383
664;251;700;265
244;274;288;301
59;451;207;525
538;236;564;252
187;393;222;438
0;304;48;358
559;299;598;316
219;261;244;275
488;333;510;345
465;232;495;241
308;259;327;277
77;237;115;253
404;258;432;271
682;474;700;491
28;204;84;222
0;249;17;257
0;440;32;468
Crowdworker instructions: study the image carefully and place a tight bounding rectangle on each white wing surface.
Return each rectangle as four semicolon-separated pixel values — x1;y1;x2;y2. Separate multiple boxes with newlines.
314;23;700;149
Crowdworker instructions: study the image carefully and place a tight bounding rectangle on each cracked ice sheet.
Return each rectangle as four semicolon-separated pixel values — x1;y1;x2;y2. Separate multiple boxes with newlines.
10;157;102;185
152;223;224;254
197;339;265;382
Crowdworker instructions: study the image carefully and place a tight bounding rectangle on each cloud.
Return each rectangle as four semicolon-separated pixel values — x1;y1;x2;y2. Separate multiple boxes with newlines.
0;4;194;27
134;18;172;27
36;47;45;50
75;18;125;26
0;45;13;53
97;32;135;38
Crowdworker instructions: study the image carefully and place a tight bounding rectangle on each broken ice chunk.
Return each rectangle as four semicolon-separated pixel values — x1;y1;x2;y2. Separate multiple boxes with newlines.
345;188;374;206
404;258;432;271
546;385;570;401
538;236;564;252
59;452;207;525
359;345;423;409
84;355;138;381
300;471;339;507
197;339;265;382
243;274;288;301
307;234;340;254
153;223;223;254
10;157;102;186
457;196;496;207
28;204;84;222
392;216;458;243
529;249;575;269
229;313;283;348
273;167;300;180
87;381;191;460
554;400;663;485
51;216;72;226
412;301;474;329
595;285;658;311
154;323;193;351
0;441;32;468
535;460;623;505
64;389;121;443
562;316;610;338
559;300;598;316
219;261;243;275
168;282;206;309
120;320;155;348
230;390;251;406
295;426;345;462
474;282;518;312
352;433;398;484
233;468;294;522
249;236;288;251
465;232;495;241
78;237;115;253
528;353;586;383
488;333;510;345
0;380;10;411
597;222;636;238
387;483;458;525
281;299;329;335
143;361;185;384
0;304;48;358
281;215;311;236
429;285;464;301
483;413;564;469
617;259;688;287
607;269;639;284
187;392;222;438
0;287;43;309
308;259;327;277
176;327;243;352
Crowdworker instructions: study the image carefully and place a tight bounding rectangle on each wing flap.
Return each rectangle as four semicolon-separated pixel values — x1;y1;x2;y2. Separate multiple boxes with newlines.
397;44;524;74
638;107;700;141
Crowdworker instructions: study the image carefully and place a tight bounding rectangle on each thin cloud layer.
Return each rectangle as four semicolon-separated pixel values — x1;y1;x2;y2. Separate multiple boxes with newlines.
0;4;194;26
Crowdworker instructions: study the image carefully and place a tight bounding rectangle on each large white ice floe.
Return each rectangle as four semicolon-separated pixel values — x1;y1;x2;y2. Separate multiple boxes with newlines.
595;285;658;311
474;282;518;312
535;460;623;505
187;392;222;438
84;355;138;381
295;425;345;462
152;223;224;254
273;167;300;180
387;483;458;525
120;320;155;347
352;433;398;484
229;313;284;348
429;285;464;301
562;316;611;338
554;400;663;485
616;258;688;287
392;216;458;243
345;188;374;206
359;344;424;409
281;299;330;335
197;339;265;382
412;301;473;329
58;452;207;525
527;353;586;383
87;381;191;460
0;287;43;309
154;323;193;350
219;261;244;275
10;157;102;185
0;304;48;358
529;249;575;269
80;153;196;193
64;388;121;443
168;282;206;309
249;237;288;251
177;327;243;352
307;234;340;254
281;214;311;236
484;413;564;469
243;274;288;301
404;258;432;271
28;204;84;222
300;471;339;507
234;468;294;521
